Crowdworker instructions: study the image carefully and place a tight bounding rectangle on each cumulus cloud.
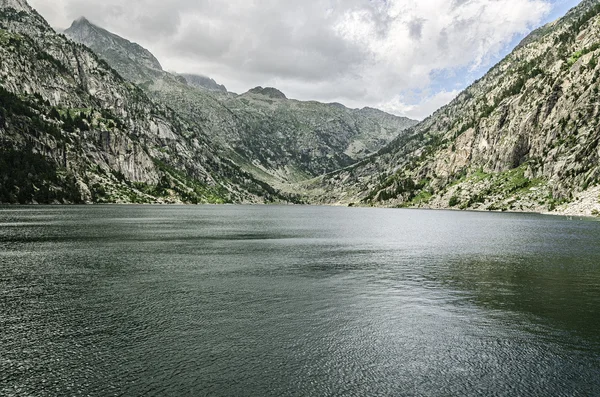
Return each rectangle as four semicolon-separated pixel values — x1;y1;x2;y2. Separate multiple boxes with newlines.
29;0;560;119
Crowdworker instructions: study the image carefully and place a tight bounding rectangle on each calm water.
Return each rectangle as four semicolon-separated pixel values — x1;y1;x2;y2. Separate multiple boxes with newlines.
1;206;600;396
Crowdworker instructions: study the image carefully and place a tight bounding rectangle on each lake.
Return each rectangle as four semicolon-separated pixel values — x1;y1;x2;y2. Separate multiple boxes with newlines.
1;205;600;396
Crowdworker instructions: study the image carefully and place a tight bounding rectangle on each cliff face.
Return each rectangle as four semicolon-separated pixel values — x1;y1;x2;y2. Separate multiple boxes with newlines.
0;2;295;204
64;18;417;184
65;17;163;80
314;0;600;216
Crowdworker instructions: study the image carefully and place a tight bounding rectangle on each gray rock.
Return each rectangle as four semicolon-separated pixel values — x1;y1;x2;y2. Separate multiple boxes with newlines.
64;16;163;82
180;74;227;92
246;86;287;99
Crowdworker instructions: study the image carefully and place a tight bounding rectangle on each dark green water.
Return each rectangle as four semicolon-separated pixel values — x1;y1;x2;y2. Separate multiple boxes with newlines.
1;206;600;396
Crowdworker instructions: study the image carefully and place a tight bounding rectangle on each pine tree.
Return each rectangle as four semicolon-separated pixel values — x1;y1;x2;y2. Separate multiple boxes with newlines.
48;107;60;120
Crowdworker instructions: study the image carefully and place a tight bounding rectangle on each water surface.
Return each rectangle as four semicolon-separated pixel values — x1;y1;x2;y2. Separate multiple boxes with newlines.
1;206;600;396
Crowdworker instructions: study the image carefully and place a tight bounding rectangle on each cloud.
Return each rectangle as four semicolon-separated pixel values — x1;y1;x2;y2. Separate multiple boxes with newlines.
28;0;557;119
379;90;462;121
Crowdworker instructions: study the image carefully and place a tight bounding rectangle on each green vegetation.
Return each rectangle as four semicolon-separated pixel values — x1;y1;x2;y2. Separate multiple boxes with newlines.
448;196;460;207
0;86;62;139
367;161;552;212
36;50;69;74
410;190;433;206
516;59;544;80
152;160;231;204
568;50;584;67
0;27;20;46
59;109;92;132
0;86;83;204
366;174;419;203
0;145;81;204
568;43;600;66
571;4;600;34
0;9;30;26
547;197;568;212
501;166;534;193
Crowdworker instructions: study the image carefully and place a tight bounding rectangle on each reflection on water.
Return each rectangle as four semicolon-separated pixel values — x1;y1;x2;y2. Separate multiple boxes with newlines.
1;205;600;396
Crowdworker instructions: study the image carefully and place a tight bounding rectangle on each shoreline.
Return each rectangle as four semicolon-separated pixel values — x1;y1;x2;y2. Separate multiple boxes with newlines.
1;201;598;220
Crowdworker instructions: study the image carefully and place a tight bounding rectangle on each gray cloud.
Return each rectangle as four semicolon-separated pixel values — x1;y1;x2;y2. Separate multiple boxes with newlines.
408;18;426;41
29;0;555;119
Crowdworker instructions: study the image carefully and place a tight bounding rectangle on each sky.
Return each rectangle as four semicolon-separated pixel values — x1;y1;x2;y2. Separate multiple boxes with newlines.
29;0;581;120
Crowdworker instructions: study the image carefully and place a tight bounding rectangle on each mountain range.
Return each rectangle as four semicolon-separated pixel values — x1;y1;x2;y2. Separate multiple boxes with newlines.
1;0;599;216
63;16;417;185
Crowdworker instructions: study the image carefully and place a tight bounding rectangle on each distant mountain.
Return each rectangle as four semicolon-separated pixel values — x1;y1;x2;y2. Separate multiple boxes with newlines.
64;17;417;184
0;0;296;204
247;86;287;99
179;74;227;92
314;0;600;216
223;90;418;181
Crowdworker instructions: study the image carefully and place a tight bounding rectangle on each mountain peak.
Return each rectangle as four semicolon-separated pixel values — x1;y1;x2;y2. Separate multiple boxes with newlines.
180;74;227;92
247;86;287;99
71;16;91;26
65;18;163;73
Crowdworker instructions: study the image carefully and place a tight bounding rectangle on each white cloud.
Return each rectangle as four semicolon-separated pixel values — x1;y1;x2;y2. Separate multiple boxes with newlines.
28;0;556;119
378;90;462;121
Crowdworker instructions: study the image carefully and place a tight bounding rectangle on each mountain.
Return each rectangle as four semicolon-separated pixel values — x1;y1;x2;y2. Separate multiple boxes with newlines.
65;17;163;82
63;19;229;93
247;86;287;99
0;0;296;204
179;74;227;92
313;0;600;216
64;17;417;184
10;0;597;215
219;92;418;183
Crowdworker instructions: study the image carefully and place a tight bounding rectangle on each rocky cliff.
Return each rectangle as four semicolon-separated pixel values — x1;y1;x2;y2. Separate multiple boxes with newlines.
313;0;600;216
0;0;296;204
67;17;163;74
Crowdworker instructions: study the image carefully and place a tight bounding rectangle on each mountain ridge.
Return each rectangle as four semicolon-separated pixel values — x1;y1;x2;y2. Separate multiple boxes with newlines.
65;17;163;79
63;17;417;185
179;73;227;92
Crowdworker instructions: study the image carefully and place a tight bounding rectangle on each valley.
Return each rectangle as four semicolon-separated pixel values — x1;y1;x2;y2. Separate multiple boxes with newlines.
0;0;599;217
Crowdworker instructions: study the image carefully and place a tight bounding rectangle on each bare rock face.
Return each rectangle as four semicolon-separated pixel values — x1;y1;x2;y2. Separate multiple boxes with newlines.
0;0;30;12
64;17;163;82
315;0;600;216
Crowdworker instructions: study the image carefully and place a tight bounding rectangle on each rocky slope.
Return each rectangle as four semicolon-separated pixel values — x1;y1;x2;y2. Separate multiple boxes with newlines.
179;74;227;92
221;92;418;183
65;17;163;83
313;0;600;217
64;18;417;184
0;0;296;204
